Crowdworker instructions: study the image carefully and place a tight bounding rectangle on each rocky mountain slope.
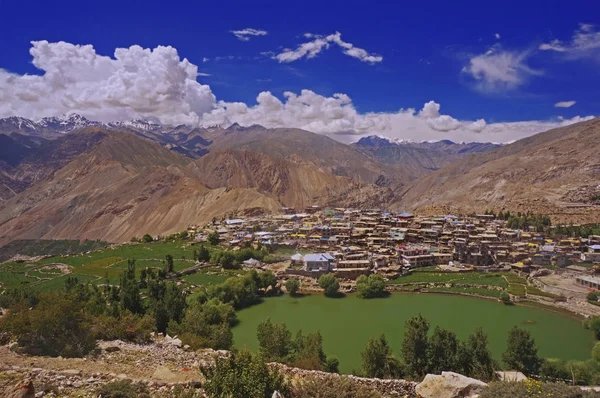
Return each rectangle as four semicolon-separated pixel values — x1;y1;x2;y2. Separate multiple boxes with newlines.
0;130;283;244
0;127;392;244
397;117;600;222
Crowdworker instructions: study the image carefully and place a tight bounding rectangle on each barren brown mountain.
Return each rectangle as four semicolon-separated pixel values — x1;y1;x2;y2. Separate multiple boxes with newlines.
0;127;393;244
0;130;281;244
397;117;600;223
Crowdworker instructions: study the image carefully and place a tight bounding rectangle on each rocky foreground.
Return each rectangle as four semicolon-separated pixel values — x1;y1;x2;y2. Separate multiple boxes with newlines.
0;337;500;398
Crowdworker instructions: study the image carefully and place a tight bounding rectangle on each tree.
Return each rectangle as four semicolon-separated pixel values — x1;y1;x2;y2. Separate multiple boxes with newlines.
142;234;153;243
401;314;430;379
197;246;210;262
285;278;300;296
318;274;340;297
120;260;144;315
257;318;293;362
593;342;600;362
257;271;277;291
64;276;79;292
586;317;600;339
201;350;290;398
207;231;220;245
427;326;460;374
500;292;512;305
503;326;541;375
468;327;497;381
0;292;96;357
165;254;174;274
356;274;387;299
174;298;236;350
361;334;403;378
539;358;570;382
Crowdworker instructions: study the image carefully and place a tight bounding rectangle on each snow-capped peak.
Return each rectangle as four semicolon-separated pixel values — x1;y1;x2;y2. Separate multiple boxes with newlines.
110;119;162;131
36;113;101;133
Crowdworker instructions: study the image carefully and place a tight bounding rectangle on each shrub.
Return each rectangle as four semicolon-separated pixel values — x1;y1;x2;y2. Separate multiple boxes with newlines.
173;298;235;350
96;380;150;398
201;350;290;398
292;375;382;398
318;274;340;297
500;292;511;305
142;234;153;243
92;312;155;344
480;380;600;398
585;316;600;339
356;274;387;299
0;293;96;357
207;231;220;246
285;278;300;296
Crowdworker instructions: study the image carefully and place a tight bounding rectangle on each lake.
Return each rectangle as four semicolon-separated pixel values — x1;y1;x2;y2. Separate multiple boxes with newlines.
232;293;595;374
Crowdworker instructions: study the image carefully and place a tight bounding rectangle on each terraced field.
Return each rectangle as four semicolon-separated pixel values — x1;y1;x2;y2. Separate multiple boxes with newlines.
0;241;216;290
387;269;564;301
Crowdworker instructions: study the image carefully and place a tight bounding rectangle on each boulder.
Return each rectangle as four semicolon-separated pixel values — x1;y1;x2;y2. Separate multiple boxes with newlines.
416;372;487;398
272;391;284;398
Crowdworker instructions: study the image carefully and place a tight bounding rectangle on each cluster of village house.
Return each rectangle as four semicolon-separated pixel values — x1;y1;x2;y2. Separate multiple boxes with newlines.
189;206;600;286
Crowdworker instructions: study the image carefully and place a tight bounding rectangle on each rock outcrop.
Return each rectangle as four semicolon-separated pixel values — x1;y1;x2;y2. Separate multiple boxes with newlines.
416;371;487;398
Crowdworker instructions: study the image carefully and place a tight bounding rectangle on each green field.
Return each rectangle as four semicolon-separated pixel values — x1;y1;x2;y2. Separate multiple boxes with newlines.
232;293;594;374
181;267;248;286
387;271;514;288
0;241;213;290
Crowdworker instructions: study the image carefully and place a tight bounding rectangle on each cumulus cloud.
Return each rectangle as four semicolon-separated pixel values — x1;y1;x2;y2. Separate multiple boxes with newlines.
495;33;501;40
230;28;268;41
540;23;600;61
462;46;542;92
0;41;216;125
202;90;594;143
555;101;576;108
274;32;382;64
0;41;595;145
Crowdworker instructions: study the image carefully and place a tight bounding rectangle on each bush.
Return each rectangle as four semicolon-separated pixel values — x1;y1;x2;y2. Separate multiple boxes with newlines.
201;350;290;398
285;278;301;296
318;274;340;297
356;274;387;299
173;298;236;350
92;312;155;344
207;231;220;246
585;316;600;339
480;380;600;398
292;375;381;398
0;292;96;357
142;234;153;243
500;292;511;305
96;380;150;398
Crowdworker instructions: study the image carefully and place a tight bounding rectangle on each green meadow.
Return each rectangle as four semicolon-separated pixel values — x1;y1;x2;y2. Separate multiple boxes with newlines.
0;241;215;289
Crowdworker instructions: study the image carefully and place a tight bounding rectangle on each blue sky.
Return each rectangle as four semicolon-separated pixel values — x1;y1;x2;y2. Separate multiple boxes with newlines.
0;0;598;143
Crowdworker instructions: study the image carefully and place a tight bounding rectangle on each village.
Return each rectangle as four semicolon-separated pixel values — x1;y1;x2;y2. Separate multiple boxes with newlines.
186;206;600;315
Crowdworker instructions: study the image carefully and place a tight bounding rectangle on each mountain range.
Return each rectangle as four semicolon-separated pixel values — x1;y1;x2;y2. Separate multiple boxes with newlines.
0;113;598;244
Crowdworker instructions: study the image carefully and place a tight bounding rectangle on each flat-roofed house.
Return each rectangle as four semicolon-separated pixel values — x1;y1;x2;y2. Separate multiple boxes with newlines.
303;253;335;272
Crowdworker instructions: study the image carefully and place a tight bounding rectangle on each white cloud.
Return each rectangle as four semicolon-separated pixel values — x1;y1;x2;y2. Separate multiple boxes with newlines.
462;46;542;92
0;41;216;125
468;119;487;133
230;28;268;42
540;23;600;61
555;101;576;108
274;32;382;64
495;33;501;40
202;90;594;143
0;41;595;145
